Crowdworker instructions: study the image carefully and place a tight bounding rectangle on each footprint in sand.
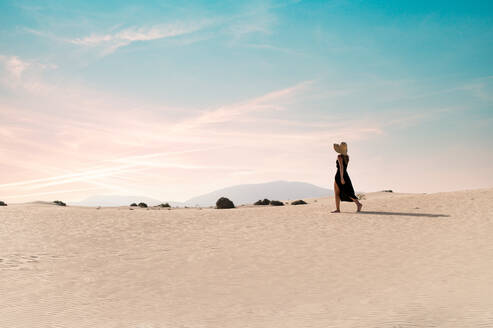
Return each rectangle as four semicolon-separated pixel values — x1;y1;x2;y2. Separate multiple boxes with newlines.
0;254;49;270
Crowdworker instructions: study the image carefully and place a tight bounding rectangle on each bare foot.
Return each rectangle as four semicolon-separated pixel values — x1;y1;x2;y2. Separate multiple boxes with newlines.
356;203;363;212
331;209;340;213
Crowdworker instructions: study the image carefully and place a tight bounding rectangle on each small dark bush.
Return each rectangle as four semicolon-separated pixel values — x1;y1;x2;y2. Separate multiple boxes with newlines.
0;201;7;206
158;203;171;208
53;200;66;206
130;203;138;207
216;197;235;209
138;202;148;208
291;200;307;205
382;190;393;193
270;200;284;206
254;198;270;205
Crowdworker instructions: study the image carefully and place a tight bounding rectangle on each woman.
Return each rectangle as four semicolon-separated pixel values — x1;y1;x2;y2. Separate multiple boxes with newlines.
332;142;363;213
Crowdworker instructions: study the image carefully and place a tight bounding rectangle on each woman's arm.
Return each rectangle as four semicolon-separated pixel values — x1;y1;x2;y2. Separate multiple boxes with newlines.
338;155;345;184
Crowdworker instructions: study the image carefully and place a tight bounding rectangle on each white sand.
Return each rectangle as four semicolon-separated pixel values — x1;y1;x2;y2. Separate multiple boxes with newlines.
1;189;493;327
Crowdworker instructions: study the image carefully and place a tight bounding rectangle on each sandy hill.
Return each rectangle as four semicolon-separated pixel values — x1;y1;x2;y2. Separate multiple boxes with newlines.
1;188;492;327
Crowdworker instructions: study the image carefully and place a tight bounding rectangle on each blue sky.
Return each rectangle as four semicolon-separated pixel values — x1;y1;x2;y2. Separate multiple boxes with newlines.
0;0;492;202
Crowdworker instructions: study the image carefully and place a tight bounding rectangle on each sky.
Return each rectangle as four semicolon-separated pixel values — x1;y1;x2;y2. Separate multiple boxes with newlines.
0;0;492;203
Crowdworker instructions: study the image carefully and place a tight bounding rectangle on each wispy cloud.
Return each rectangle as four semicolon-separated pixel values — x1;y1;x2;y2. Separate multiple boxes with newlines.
0;146;249;200
20;2;298;58
0;55;30;80
458;76;493;101
70;20;214;55
8;187;104;200
22;27;70;43
0;55;58;90
172;80;313;131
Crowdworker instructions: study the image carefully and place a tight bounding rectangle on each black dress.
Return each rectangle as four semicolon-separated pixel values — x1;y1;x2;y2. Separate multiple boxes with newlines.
335;156;357;202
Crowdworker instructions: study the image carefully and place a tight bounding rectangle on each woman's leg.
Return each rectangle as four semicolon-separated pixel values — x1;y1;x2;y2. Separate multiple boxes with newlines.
350;197;363;212
332;181;341;213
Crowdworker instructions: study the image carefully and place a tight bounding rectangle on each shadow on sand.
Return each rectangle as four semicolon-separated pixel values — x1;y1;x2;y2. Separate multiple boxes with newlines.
358;211;449;218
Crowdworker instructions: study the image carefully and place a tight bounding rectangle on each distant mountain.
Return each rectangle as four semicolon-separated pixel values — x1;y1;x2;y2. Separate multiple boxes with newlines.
70;195;184;207
71;181;332;207
184;181;333;207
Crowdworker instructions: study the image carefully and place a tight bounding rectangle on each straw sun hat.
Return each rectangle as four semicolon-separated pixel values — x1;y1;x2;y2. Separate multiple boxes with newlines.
333;142;348;155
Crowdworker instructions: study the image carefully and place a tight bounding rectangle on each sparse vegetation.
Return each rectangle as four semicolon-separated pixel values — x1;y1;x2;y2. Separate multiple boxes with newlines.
291;199;307;205
270;200;284;206
53;200;66;206
130;203;138;207
158;203;171;208
138;202;148;208
382;190;393;193
0;201;7;206
216;197;235;209
254;198;270;205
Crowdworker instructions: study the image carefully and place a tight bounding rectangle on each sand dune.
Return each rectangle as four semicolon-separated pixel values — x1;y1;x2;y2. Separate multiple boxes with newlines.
1;189;492;327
